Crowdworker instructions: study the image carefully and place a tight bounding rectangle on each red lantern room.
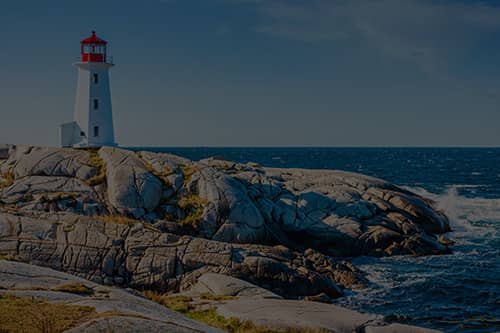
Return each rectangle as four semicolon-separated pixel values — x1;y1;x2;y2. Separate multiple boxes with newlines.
80;31;108;63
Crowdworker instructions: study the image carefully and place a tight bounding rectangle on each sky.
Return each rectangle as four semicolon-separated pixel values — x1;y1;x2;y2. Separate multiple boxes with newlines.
0;0;500;147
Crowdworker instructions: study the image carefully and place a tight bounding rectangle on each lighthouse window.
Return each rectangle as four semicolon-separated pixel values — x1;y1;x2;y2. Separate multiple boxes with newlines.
93;73;99;84
93;99;99;110
93;126;99;137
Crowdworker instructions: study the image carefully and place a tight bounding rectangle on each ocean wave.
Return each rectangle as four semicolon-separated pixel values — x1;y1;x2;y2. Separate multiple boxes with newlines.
402;185;500;236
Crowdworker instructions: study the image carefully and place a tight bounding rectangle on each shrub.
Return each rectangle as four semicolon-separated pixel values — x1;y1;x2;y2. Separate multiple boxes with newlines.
136;152;173;185
181;165;200;182
144;292;196;313
177;195;208;228
0;171;14;189
86;150;106;186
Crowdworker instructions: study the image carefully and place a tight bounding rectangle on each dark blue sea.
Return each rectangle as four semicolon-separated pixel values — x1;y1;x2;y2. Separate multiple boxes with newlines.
134;147;500;333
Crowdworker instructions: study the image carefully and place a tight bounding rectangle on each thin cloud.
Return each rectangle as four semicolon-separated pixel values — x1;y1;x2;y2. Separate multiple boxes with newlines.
244;0;500;74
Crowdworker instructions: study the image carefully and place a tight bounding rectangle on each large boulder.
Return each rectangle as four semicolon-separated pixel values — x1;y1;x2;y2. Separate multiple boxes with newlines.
0;145;97;180
190;165;267;243
186;273;282;299
193;161;450;256
99;147;162;217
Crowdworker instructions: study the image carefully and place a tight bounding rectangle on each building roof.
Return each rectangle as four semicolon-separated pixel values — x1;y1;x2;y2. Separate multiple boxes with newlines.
81;31;107;45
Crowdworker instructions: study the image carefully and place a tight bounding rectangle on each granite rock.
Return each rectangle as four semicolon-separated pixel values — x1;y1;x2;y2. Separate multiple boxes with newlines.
0;212;361;299
1;146;450;257
0;260;222;333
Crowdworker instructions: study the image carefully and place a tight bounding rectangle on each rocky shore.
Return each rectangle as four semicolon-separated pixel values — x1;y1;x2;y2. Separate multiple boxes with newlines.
0;145;451;332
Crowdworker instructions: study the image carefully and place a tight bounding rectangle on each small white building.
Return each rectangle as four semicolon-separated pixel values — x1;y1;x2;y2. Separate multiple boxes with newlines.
60;31;116;148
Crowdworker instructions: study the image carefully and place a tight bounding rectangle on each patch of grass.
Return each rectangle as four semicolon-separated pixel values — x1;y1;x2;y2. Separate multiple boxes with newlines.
0;254;16;261
144;292;196;313
137;152;173;185
0;171;15;189
177;194;208;228
0;294;96;333
86;150;106;186
181;165;200;183
144;292;328;333
51;283;94;296
178;195;207;210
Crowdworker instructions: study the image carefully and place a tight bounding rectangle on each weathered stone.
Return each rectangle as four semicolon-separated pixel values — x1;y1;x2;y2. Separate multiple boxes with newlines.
99;147;162;216
187;273;282;299
0;260;222;333
0;145;97;180
0;145;453;333
167;173;184;192
180;273;441;333
217;298;380;332
0;212;357;299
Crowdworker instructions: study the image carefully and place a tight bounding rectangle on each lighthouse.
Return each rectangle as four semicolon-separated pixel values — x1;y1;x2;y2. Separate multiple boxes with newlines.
60;31;116;148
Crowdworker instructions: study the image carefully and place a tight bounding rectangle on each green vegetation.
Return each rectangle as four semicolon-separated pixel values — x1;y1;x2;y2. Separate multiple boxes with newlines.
181;165;200;182
86;150;106;186
0;171;15;189
0;294;96;333
177;194;208;227
138;154;174;185
144;292;328;333
144;293;195;313
51;283;94;296
0;254;16;261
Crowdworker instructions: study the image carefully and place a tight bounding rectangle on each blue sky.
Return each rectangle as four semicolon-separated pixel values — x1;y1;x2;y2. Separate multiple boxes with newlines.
1;0;499;146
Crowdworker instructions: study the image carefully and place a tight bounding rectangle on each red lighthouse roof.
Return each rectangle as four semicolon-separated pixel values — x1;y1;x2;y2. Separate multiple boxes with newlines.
81;31;107;45
80;31;109;63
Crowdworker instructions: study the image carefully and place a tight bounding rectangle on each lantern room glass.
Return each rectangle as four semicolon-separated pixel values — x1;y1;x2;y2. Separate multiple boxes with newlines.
81;44;107;63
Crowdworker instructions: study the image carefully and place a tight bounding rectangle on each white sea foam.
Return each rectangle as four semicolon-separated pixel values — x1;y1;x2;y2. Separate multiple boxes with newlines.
402;185;500;236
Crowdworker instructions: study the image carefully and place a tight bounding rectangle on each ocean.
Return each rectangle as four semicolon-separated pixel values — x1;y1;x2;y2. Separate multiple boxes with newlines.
134;147;500;333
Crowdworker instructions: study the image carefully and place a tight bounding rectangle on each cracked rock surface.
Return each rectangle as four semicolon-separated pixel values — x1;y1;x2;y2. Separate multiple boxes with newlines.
0;144;451;299
0;212;361;299
0;260;222;333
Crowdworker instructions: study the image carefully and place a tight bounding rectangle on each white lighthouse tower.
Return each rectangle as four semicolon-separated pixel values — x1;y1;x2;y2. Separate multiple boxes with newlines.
60;31;116;148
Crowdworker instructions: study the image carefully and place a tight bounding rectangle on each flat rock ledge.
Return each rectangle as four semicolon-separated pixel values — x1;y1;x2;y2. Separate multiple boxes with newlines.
0;260;222;333
173;273;444;333
0;260;443;333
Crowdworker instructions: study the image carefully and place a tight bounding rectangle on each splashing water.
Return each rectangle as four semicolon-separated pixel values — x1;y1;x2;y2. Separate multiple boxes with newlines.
133;147;500;332
408;185;500;236
339;186;500;333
